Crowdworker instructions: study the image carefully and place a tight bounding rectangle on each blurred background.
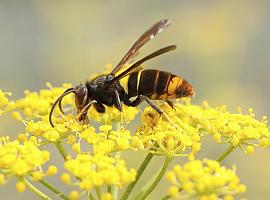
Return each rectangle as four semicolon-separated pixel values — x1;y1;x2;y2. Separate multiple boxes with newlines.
0;0;270;199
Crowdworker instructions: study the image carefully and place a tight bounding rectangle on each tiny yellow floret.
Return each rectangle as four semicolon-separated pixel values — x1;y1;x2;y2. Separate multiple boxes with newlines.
16;181;26;193
103;192;113;200
61;173;71;184
17;133;27;142
99;124;112;132
245;145;254;155
32;171;44;181
67;135;76;144
72;143;81;153
0;174;6;185
46;165;58;176
69;190;79;200
168;185;179;197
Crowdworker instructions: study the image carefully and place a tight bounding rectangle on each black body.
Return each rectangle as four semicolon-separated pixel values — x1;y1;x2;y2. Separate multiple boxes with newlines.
85;68;193;113
86;74;126;111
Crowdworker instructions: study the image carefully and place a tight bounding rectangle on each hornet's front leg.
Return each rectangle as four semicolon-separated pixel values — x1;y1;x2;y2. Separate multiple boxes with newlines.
94;102;106;113
114;90;127;129
76;100;97;123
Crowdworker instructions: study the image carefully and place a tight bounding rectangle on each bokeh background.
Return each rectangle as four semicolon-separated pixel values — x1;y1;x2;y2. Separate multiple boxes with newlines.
0;1;270;199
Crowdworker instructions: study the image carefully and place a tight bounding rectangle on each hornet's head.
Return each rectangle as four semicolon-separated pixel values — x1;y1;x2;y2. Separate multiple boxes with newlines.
74;84;89;112
49;84;90;127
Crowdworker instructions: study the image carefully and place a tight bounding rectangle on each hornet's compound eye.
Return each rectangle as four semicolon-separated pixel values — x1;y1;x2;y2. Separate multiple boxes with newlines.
75;84;89;111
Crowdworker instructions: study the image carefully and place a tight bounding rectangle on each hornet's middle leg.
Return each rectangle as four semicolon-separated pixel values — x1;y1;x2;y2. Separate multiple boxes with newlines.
124;95;163;114
165;100;175;110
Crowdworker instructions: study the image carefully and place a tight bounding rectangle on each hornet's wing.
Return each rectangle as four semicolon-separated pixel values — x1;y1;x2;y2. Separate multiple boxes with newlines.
110;19;171;75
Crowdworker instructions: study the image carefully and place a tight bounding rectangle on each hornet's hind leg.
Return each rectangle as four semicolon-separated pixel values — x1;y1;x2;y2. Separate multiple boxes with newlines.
165;100;175;110
124;95;178;128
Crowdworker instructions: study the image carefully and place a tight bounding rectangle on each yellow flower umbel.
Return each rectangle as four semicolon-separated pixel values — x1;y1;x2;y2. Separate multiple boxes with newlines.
79;125;132;155
166;159;246;200
0;78;269;200
169;99;270;153
12;83;73;119
62;154;136;191
134;103;201;157
0;90;13;116
0;137;51;183
89;104;138;124
25;117;91;143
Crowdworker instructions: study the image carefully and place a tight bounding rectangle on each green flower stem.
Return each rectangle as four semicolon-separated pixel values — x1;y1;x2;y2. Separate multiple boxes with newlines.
107;185;112;193
88;192;96;200
135;156;172;200
95;187;102;200
38;179;70;200
112;186;119;200
160;188;182;200
161;195;171;200
216;144;235;163
120;152;154;200
23;177;52;200
54;141;68;161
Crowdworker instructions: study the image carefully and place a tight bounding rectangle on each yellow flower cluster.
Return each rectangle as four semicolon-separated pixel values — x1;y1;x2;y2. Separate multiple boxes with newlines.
0;137;51;183
0;90;13;116
80;125;132;155
89;104;138;124
166;159;246;200
171;99;270;151
26;120;63;142
12;83;73;119
62;154;136;190
1;80;270;199
134;104;201;157
25;116;88;142
25;119;133;155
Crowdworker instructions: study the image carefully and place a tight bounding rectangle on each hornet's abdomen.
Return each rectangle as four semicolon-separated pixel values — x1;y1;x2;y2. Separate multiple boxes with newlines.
126;69;195;99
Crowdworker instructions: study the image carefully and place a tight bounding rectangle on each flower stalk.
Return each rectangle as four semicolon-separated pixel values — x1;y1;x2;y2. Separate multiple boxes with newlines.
54;141;68;161
216;144;236;163
112;186;118;200
95;187;102;200
23;178;52;200
88;192;95;200
135;156;172;200
120;152;154;200
161;195;171;200
38;179;70;200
